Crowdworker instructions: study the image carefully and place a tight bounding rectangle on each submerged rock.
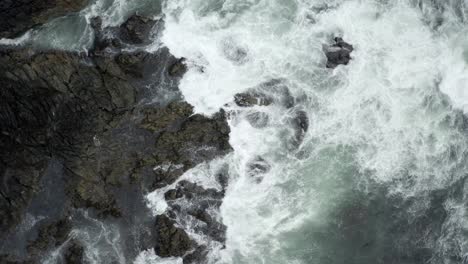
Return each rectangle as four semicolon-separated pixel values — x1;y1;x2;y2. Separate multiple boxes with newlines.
325;37;354;68
234;92;273;107
234;79;294;108
0;0;89;39
289;110;309;149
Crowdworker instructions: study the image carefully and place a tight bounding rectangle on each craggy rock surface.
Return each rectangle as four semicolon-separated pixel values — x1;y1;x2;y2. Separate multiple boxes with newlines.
0;0;89;39
155;215;193;257
120;15;159;45
0;13;232;264
325;37;354;68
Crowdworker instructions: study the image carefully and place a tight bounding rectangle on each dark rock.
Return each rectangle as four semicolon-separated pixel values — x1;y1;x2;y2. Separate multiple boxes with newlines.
140;102;193;133
290;110;309;148
0;0;89;38
214;164;229;191
0;14;232;264
247;157;271;176
325;37;354;68
27;219;72;255
62;239;84;264
234;79;294;108
183;245;208;264
169;58;187;77
150;110;232;187
119;15;158;45
164;180;226;245
155;215;193;257
234;92;272;107
164;189;183;201
174;181;224;201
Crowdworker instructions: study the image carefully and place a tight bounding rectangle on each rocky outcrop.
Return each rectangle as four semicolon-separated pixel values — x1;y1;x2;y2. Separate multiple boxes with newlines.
120;15;158;45
168;58;188;77
155;215;193;257
325;37;354;68
27;219;72;256
0;13;232;263
0;0;89;39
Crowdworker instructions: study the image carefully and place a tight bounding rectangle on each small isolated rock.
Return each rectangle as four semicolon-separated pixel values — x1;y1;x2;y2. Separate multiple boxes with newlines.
168;58;187;77
325;37;354;68
234;92;272;107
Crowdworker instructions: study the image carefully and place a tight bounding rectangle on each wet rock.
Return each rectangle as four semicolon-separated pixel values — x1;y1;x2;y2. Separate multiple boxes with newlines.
189;207;226;243
140;102;193;133
168;58;187;77
150;110;232;187
0;13;232;264
234;79;294;108
155;215;193;257
288;110;309;149
325;37;354;68
214;164;230;191
174;181;224;201
119;15;158;45
222;38;248;65
234;92;272;107
247;157;271;176
90;17;122;54
27;219;72;256
183;245;208;264
62;239;84;264
0;0;89;39
246;157;271;183
164;180;226;245
164;189;184;201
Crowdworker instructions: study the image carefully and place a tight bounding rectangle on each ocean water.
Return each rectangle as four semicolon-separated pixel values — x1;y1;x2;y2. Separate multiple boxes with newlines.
150;1;468;263
3;0;468;263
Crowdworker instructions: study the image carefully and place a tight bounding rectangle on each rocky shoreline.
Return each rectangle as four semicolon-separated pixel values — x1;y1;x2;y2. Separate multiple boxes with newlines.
0;5;231;264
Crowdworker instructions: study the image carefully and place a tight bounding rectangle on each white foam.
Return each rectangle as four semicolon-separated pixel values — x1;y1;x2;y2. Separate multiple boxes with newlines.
159;0;468;263
134;249;182;264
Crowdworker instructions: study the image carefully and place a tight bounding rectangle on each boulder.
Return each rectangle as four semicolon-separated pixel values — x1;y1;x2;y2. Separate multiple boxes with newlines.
325;37;354;68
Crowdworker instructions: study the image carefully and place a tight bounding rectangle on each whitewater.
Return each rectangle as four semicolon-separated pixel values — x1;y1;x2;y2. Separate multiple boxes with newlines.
4;0;468;263
146;1;468;263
